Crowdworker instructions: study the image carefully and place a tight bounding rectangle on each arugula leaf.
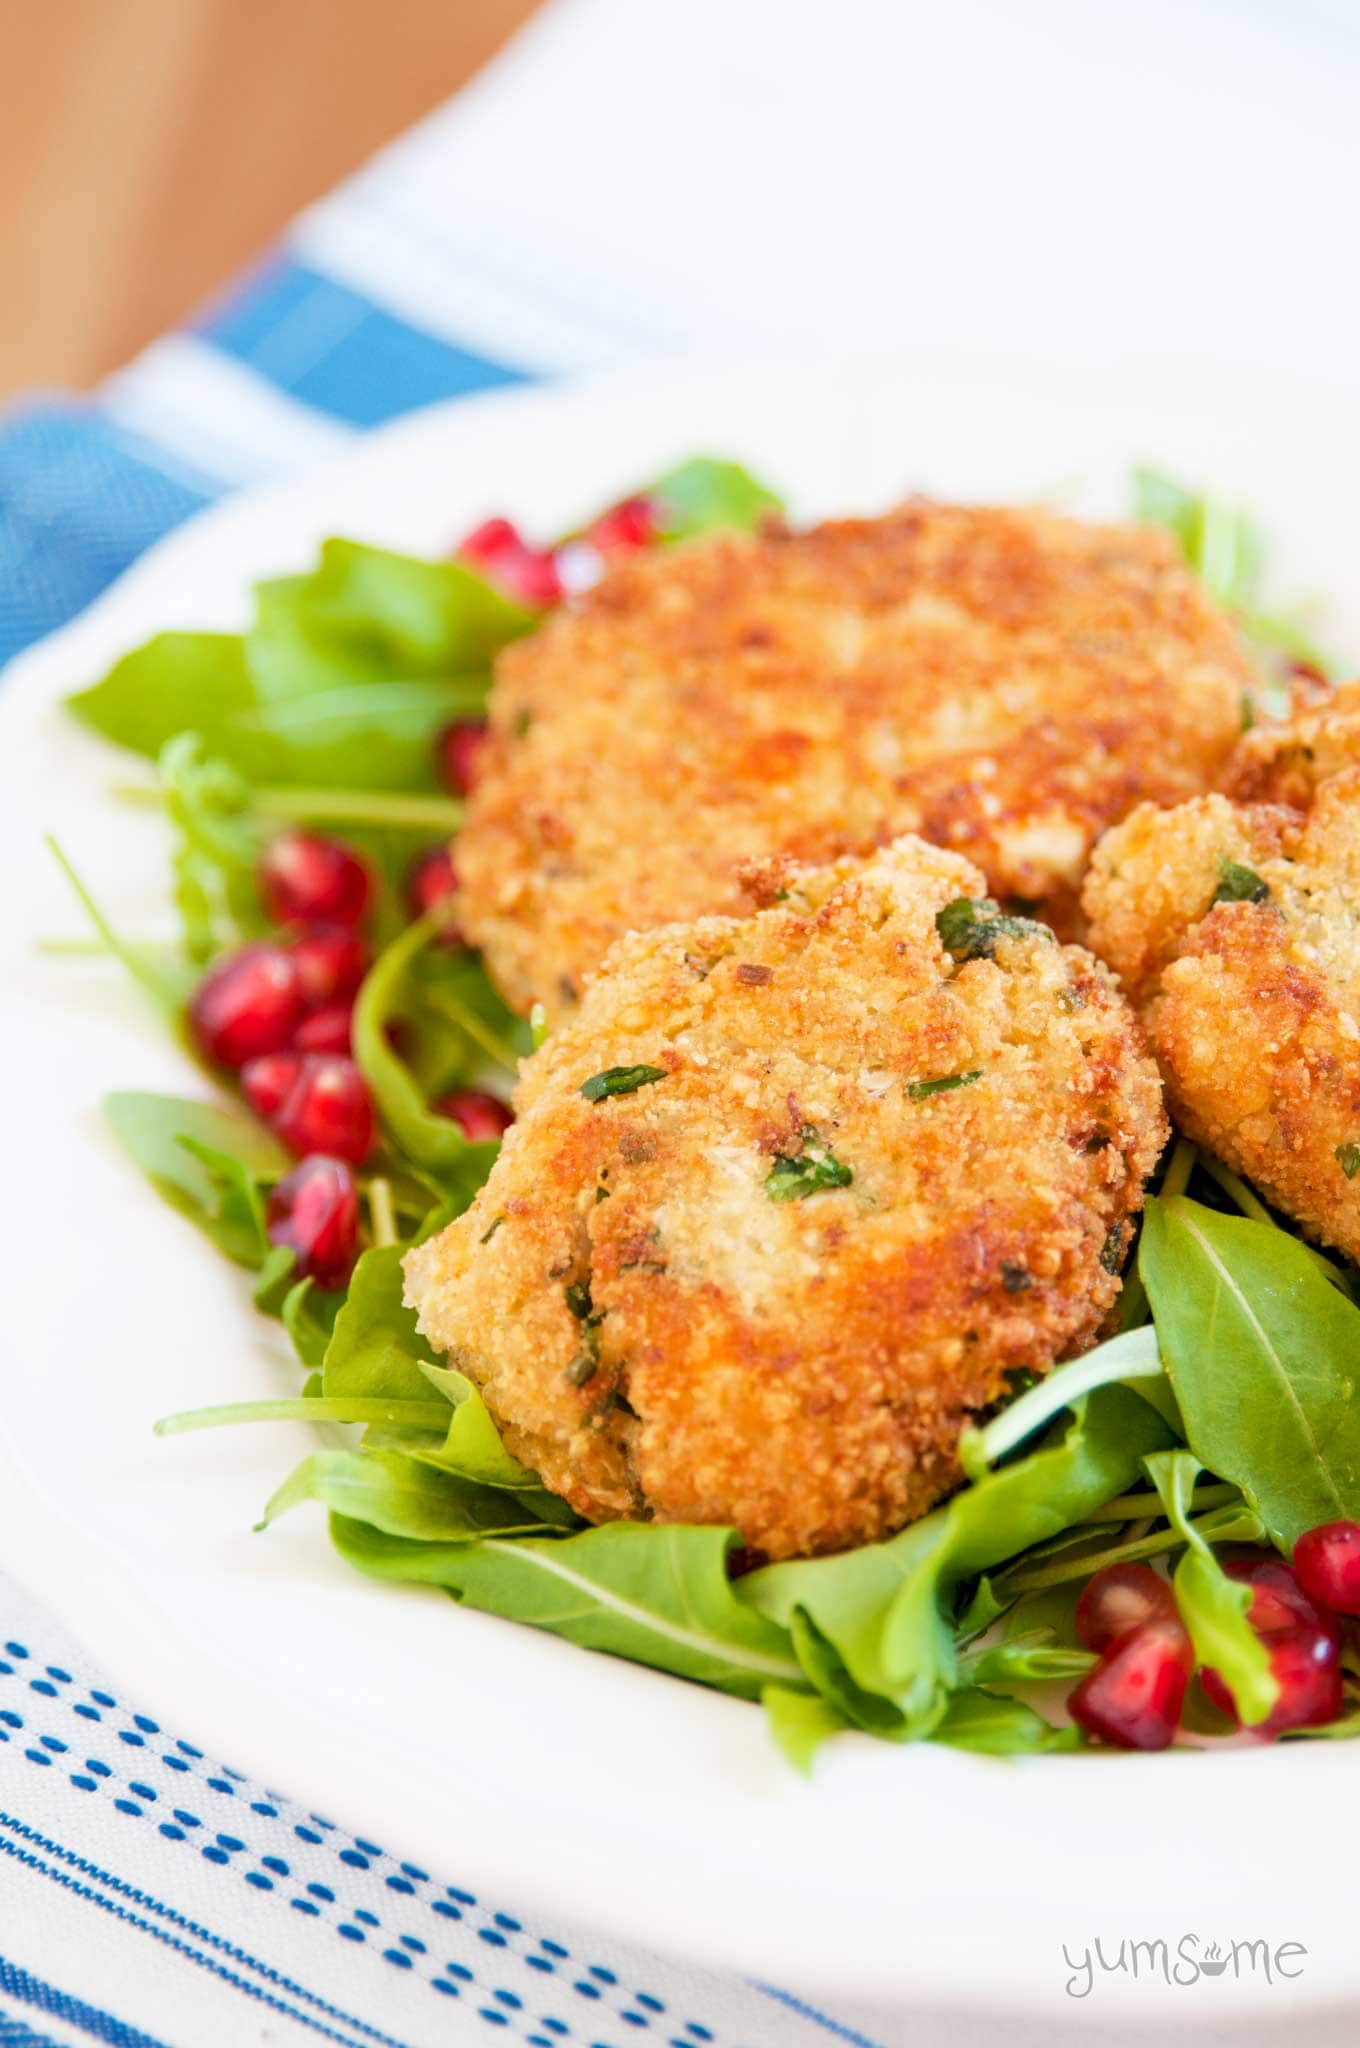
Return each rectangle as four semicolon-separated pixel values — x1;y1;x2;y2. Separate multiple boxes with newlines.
739;1386;1171;1736
959;1633;1094;1686
263;1449;558;1542
328;1517;807;1702
157;735;264;960
579;1064;668;1103
764;1141;853;1201
415;1361;568;1505
351;914;500;1198
648;458;783;541
104;1092;288;1267
271;538;536;676
761;1685;851;1773
962;1323;1166;1472
1140;1196;1360;1547
1143;1449;1277;1727
66;634;273;770
930;1688;1081;1755
321;1245;438;1404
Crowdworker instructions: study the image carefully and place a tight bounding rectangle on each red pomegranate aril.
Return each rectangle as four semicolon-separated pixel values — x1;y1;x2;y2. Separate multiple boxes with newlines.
435;1089;513;1142
288;925;369;1010
1202;1625;1343;1737
436;718;488;797
1074;1562;1177;1654
457;516;564;609
241;1052;303;1123
1224;1555;1340;1644
266;1157;359;1291
406;845;462;940
293;1003;353;1056
587;495;658;553
258;831;371;927
1293;1520;1360;1617
190;943;306;1070
273;1055;375;1165
1068;1620;1192;1751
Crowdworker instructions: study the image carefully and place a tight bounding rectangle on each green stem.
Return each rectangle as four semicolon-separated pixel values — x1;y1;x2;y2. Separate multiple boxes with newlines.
155;1396;452;1436
999;1504;1263;1595
1159;1137;1197;1202
422;987;520;1077
1080;1482;1237;1524
1196;1153;1352;1292
116;783;464;833
368;1177;397;1248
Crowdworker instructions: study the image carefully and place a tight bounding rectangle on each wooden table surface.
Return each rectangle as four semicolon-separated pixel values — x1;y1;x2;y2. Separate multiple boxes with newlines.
0;0;537;402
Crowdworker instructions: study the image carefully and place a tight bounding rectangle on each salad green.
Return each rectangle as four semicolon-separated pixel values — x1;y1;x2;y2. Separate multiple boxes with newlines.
54;461;1360;1768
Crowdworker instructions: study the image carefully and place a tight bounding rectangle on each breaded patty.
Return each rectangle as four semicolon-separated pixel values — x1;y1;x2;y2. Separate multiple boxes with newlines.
406;836;1166;1560
1084;687;1360;1260
456;501;1251;1019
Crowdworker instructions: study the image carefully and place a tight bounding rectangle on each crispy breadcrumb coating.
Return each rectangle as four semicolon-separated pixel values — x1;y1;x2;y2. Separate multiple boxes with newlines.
406;837;1166;1560
1084;686;1360;1260
456;502;1250;1018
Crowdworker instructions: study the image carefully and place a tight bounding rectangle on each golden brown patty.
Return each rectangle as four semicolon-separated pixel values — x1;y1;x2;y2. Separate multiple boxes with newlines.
456;501;1251;1018
405;836;1167;1560
1084;684;1360;1260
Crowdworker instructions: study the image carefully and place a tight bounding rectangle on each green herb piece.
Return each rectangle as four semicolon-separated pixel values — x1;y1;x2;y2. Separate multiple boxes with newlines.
1140;1195;1360;1547
329;1518;807;1702
935;897;1049;962
566;1354;600;1389
764;1141;853;1201
1336;1145;1360;1181
579;1064;667;1103
1143;1449;1277;1727
564;1281;593;1321
529;1002;548;1049
103;1091;288;1268
479;1214;506;1244
1212;858;1271;906
906;1070;982;1102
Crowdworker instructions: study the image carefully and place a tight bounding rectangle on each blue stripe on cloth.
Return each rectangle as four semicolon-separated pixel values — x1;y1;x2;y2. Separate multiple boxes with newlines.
0;1818;412;2048
0;1954;171;2048
195;255;529;427
0;401;222;670
0;2017;66;2047
756;1985;891;2048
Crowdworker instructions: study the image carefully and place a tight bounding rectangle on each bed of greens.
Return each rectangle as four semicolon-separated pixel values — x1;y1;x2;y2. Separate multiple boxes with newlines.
52;457;1360;1768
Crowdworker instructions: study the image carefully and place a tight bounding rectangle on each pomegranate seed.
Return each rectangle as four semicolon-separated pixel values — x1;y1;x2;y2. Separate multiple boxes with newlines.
190;944;306;1070
587;495;658;553
272;1056;375;1165
258;831;371;927
288;925;369;1010
436;718;488;797
240;1052;303;1122
1068;1620;1192;1751
435;1089;513;1142
1293;1521;1360;1617
1224;1555;1340;1643
457;516;563;609
1074;1562;1176;1654
293;1003;353;1056
406;845;462;941
1202;1625;1343;1737
266;1157;359;1291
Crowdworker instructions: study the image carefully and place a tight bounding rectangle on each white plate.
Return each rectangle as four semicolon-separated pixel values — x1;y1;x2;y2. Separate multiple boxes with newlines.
5;356;1360;2028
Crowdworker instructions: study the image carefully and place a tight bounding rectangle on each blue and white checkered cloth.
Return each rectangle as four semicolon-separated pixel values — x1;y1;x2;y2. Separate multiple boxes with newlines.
3;3;1358;2040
